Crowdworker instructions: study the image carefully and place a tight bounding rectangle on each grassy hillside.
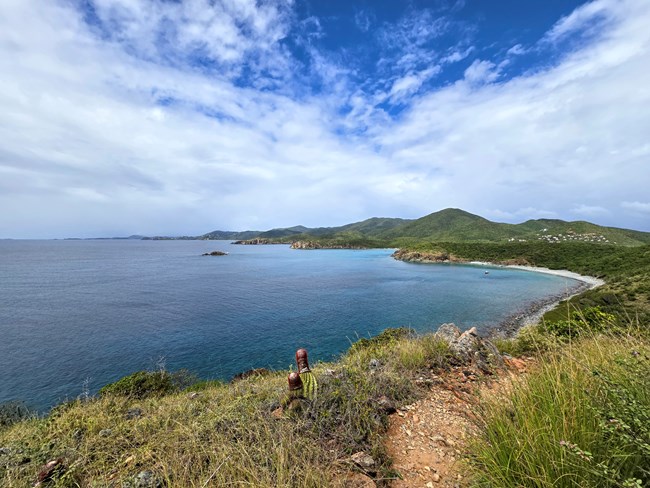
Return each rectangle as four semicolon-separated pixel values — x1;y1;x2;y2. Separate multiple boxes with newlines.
380;208;516;242
196;209;650;246
2;325;648;487
0;330;451;487
379;208;650;246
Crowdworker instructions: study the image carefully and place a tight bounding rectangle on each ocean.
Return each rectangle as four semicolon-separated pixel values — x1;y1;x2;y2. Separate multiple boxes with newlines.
0;239;579;411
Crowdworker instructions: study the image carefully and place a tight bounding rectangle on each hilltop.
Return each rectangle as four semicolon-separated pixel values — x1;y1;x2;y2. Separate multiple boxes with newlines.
195;208;650;247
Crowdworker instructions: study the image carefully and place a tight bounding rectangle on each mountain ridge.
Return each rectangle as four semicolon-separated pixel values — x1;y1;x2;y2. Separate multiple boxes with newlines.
140;208;650;246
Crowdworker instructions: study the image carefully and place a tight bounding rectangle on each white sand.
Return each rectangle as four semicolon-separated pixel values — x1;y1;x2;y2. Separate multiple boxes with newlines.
468;262;606;328
469;261;605;288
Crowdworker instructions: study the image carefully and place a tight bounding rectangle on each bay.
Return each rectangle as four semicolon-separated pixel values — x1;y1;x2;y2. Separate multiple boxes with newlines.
0;239;579;411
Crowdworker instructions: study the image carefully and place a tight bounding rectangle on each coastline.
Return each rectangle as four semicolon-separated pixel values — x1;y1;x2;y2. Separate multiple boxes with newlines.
467;261;605;337
468;261;605;288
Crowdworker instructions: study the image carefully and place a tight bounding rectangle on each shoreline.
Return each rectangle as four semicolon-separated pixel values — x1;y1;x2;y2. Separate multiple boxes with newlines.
467;261;605;337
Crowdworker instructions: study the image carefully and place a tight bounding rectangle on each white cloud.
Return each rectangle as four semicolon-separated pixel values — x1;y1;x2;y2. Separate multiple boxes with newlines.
544;0;613;43
1;0;650;237
572;204;610;216
442;46;474;63
463;59;500;84
621;201;650;213
354;10;372;33
506;43;527;56
388;67;441;101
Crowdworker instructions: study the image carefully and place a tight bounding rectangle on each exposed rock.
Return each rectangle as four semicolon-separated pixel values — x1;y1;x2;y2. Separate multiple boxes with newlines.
435;323;504;373
130;470;164;488
232;239;281;245
369;358;381;370
351;452;376;470
126;408;142;420
291;241;369;250
201;250;228;256
435;323;461;344
187;392;200;399
504;357;527;373
376;395;397;414
391;249;463;263
99;429;112;437
231;368;271;382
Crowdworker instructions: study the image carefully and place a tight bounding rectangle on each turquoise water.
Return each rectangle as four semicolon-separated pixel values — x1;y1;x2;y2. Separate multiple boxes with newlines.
0;240;579;411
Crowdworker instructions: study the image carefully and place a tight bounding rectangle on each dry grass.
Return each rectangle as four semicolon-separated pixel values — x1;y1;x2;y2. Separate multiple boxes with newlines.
0;330;451;487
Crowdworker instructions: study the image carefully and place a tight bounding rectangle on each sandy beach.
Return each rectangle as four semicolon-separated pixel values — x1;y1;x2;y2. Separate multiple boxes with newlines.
468;261;606;335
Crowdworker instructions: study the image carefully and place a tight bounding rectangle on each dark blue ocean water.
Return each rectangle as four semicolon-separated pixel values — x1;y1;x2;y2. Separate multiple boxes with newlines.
0;240;579;411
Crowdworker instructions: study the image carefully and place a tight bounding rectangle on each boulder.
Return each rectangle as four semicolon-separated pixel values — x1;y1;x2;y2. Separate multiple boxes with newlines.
201;250;228;256
435;324;504;373
126;408;142;420
375;395;397;414
351;452;376;470
435;323;461;343
131;470;164;488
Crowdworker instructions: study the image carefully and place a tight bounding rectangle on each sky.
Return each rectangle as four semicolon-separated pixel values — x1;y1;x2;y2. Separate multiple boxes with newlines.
1;0;649;238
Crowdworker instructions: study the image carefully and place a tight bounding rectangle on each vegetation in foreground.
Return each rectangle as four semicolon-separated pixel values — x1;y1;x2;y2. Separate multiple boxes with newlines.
1;316;649;487
0;329;451;487
470;332;650;487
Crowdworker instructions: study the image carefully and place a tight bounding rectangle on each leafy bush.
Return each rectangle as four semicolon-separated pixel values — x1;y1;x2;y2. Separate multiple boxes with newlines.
348;327;414;355
493;324;558;356
98;370;196;399
542;306;617;338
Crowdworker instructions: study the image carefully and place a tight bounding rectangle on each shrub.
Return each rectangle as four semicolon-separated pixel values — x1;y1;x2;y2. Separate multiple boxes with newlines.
542;306;617;338
99;371;177;399
348;327;414;355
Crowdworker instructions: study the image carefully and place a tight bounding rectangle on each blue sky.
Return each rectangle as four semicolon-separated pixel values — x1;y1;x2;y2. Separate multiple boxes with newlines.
1;0;649;237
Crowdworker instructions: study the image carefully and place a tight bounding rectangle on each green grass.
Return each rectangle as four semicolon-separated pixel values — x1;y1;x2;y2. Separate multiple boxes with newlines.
469;333;650;487
0;330;450;487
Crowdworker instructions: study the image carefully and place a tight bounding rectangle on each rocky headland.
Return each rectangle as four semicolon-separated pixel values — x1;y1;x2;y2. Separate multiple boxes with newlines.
391;249;465;263
290;240;370;250
231;238;285;245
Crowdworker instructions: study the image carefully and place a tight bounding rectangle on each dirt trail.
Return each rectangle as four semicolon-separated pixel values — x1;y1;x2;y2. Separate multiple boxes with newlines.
385;359;529;487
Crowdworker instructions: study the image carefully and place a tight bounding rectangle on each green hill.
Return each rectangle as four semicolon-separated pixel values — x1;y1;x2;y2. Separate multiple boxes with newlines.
380;208;517;242
199;230;261;240
197;209;649;246
377;208;650;246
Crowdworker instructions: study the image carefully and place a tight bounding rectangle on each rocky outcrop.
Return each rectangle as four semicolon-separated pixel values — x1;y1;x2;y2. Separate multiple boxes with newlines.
290;241;369;250
435;323;504;373
391;249;464;263
201;250;228;256
232;238;282;245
